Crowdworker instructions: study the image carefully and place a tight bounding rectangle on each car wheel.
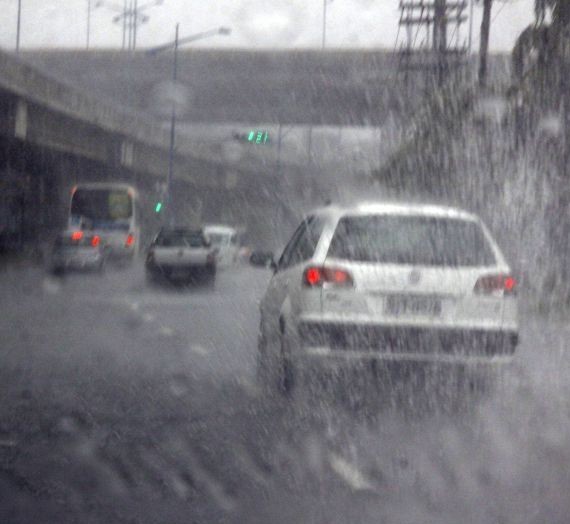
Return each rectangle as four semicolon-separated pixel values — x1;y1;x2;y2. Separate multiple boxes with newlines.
51;266;65;277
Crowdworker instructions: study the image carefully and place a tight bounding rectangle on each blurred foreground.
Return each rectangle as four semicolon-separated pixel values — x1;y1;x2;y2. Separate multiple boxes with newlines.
0;262;569;524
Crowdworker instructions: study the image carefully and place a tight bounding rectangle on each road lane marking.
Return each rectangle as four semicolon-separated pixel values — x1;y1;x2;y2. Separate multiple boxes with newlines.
329;453;375;491
128;301;140;311
42;278;61;295
189;344;208;355
158;326;175;337
236;377;260;398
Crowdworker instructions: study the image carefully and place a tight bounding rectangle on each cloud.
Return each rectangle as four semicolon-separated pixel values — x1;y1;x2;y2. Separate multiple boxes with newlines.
233;0;308;46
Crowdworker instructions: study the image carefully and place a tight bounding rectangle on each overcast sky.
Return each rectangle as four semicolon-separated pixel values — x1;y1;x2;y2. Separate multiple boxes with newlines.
0;0;534;52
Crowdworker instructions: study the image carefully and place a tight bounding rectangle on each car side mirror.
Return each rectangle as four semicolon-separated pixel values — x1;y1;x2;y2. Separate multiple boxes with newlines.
249;251;276;270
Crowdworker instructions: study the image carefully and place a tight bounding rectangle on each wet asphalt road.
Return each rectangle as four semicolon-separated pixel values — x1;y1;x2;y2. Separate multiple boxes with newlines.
1;262;570;524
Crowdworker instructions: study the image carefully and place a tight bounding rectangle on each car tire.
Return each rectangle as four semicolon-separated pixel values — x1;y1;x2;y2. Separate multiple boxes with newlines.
51;266;65;277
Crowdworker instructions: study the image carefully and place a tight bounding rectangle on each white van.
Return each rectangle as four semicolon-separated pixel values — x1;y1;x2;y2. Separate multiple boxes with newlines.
204;225;239;268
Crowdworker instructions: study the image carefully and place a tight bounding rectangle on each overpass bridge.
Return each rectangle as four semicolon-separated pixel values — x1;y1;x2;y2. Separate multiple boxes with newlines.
0;49;306;255
23;49;421;127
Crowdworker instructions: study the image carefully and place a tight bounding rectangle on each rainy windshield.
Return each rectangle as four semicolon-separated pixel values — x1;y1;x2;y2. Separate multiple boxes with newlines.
328;215;497;266
2;1;569;523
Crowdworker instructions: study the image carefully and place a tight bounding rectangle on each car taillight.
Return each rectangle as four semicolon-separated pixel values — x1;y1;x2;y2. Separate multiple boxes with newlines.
474;274;517;295
125;234;135;247
91;235;100;247
303;266;353;287
71;231;83;241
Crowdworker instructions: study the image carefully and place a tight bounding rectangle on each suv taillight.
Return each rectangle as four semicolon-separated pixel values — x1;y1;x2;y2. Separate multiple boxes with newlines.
474;274;516;296
303;266;353;287
125;233;135;247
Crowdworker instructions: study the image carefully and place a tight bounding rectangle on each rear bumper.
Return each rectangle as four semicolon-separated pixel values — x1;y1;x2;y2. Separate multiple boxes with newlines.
295;322;518;366
146;261;215;277
52;253;103;269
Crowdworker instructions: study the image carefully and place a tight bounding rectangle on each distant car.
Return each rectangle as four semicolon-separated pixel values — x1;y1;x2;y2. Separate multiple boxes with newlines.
145;227;216;286
204;225;239;268
49;230;105;274
252;201;519;396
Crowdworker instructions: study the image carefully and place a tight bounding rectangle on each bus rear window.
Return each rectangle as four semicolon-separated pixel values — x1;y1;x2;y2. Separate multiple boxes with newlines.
71;189;132;221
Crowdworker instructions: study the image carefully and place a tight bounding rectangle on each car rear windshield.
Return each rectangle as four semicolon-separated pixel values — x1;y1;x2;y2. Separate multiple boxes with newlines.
155;231;206;248
327;215;497;267
207;233;227;246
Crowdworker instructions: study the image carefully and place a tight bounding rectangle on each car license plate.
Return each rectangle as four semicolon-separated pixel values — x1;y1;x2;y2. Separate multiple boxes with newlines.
384;295;442;316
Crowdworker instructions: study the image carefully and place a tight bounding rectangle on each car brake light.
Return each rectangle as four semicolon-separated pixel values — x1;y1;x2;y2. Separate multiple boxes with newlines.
71;231;83;241
91;235;100;247
474;274;517;295
125;234;135;247
303;266;353;287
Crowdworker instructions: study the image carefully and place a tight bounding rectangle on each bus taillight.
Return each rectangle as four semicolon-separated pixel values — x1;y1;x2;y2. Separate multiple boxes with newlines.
125;234;135;247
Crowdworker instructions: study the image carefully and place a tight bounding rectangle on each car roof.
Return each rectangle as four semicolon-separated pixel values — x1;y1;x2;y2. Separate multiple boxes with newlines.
311;201;479;222
159;227;203;234
204;225;236;234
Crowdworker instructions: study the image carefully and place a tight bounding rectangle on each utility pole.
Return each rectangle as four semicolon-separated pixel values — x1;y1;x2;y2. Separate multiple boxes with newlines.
434;0;448;85
133;0;138;49
397;0;468;87
468;0;474;53
561;31;570;179
322;0;334;49
16;0;21;53
478;0;493;87
122;0;127;49
322;0;327;48
87;0;91;49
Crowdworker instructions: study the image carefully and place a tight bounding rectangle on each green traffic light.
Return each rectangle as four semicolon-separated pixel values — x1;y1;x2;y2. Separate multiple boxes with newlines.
155;202;162;213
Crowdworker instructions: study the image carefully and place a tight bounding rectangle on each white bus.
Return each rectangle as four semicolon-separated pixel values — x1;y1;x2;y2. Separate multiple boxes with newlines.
69;183;140;261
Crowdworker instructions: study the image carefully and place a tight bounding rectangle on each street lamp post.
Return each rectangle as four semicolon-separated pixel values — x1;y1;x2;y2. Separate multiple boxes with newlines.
146;25;231;224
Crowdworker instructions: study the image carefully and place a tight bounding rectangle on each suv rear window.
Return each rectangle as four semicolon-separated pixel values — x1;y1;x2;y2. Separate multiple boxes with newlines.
327;215;497;267
155;230;206;248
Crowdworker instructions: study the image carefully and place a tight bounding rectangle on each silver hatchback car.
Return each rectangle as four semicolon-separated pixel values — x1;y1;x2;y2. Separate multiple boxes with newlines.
252;202;519;395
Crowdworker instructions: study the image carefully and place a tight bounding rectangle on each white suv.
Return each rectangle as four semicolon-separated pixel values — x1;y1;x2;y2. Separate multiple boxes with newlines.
253;202;519;394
